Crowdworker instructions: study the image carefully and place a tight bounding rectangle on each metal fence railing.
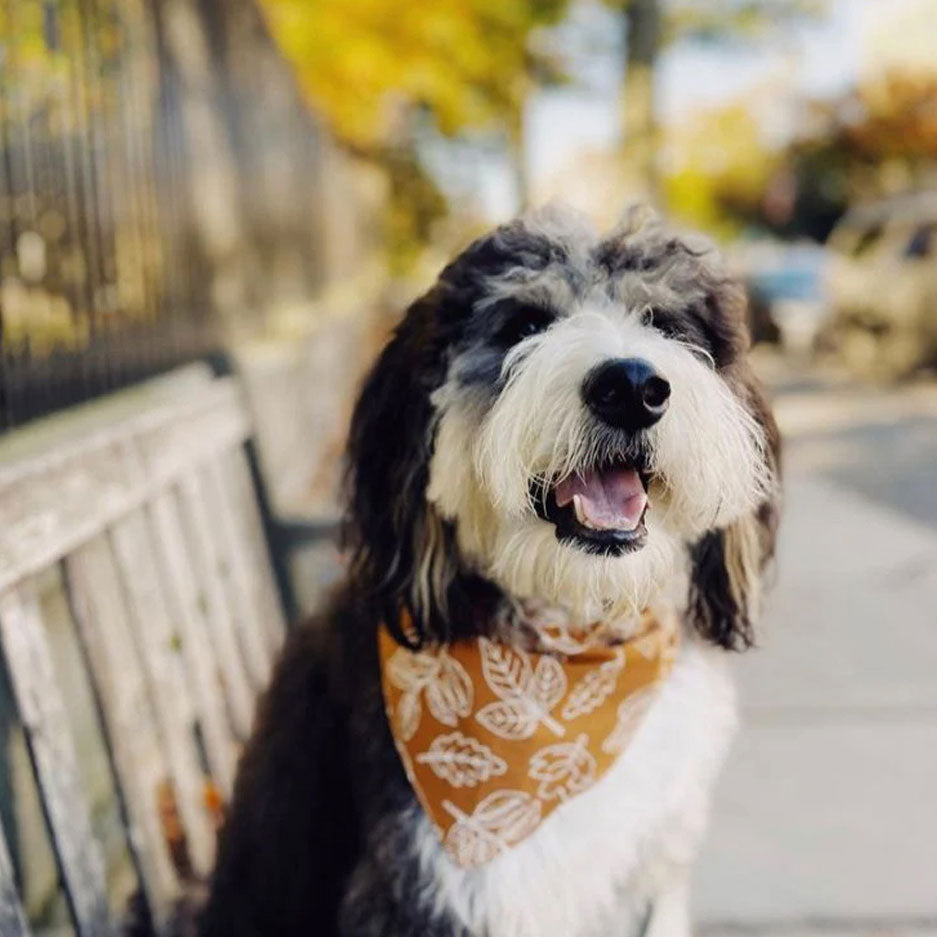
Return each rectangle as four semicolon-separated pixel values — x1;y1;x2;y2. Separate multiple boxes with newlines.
0;0;332;433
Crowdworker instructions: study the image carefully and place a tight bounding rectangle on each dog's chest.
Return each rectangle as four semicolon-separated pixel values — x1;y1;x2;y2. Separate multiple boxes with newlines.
416;640;736;937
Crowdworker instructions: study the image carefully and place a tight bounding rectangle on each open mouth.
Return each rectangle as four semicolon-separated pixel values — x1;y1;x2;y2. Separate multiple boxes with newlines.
532;459;650;556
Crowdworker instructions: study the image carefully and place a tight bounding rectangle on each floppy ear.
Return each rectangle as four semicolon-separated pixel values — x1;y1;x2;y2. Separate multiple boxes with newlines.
687;370;781;650
345;290;468;647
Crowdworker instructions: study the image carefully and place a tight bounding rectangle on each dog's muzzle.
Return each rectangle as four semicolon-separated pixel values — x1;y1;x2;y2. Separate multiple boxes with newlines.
528;357;670;556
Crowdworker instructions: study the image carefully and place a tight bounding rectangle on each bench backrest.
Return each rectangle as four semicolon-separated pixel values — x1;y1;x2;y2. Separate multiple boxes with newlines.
0;366;286;935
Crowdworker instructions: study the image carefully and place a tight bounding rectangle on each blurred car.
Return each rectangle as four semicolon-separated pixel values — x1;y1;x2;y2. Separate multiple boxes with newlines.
732;240;827;352
826;191;937;378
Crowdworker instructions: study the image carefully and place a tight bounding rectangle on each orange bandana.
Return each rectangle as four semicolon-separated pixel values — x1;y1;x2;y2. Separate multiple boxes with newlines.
378;610;679;868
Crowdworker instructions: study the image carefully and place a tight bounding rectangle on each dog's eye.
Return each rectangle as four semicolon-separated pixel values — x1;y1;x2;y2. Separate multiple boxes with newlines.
494;305;553;347
646;307;687;341
646;306;713;360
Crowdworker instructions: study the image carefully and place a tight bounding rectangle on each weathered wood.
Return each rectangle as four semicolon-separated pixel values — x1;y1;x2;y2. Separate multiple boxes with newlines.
133;387;251;491
176;471;257;736
109;511;217;876
200;460;274;688
65;538;181;927
0;380;249;595
0;585;113;937
0;364;304;929
0;367;215;470
234;346;315;516
148;492;239;796
224;450;288;654
0;821;30;937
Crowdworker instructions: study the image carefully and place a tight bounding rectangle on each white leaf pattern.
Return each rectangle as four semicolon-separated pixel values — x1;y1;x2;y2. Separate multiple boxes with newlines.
478;639;533;698
386;646;473;738
528;733;597;801
442;791;542;867
601;687;657;755
561;651;625;721
476;639;566;739
386;648;440;690
416;732;507;787
532;655;567;712
379;614;677;869
395;690;421;742
473;700;539;739
424;653;473;726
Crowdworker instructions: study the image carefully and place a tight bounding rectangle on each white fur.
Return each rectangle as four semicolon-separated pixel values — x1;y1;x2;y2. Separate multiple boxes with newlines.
413;638;737;937
428;301;771;625
408;209;769;935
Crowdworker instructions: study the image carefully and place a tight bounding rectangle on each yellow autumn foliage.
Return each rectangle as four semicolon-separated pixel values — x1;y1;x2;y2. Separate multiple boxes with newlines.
259;0;567;150
663;101;779;237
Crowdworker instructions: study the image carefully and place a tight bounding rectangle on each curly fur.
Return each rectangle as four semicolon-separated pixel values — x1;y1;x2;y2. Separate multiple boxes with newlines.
200;205;781;937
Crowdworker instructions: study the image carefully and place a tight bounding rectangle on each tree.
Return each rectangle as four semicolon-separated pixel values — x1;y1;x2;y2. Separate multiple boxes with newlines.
259;0;569;215
765;69;937;241
606;0;821;200
662;100;780;238
622;0;661;193
661;68;937;243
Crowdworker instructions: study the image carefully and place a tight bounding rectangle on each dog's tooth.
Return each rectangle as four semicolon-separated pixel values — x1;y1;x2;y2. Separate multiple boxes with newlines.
573;499;602;530
573;494;588;526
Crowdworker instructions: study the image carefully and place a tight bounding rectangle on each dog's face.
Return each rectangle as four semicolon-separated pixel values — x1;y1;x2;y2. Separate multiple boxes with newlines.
347;207;780;648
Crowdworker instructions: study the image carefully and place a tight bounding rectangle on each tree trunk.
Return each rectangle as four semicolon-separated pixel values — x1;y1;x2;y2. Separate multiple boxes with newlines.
509;111;530;212
623;0;661;201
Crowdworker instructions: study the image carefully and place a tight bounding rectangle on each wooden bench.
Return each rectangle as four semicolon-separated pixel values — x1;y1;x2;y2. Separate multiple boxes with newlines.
0;365;288;935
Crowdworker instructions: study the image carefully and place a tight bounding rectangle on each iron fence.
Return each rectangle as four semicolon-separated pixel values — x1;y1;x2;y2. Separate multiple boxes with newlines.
0;0;329;432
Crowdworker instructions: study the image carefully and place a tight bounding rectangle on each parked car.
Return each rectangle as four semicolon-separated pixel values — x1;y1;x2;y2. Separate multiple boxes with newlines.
731;240;827;352
826;191;937;378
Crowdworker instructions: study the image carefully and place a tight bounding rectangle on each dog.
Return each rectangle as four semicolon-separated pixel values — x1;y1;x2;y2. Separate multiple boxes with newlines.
200;205;781;937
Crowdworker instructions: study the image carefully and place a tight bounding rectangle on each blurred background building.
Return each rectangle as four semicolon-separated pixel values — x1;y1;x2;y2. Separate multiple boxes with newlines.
0;0;935;933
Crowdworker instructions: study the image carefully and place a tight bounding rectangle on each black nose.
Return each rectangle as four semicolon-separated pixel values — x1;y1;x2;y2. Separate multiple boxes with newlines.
582;358;671;431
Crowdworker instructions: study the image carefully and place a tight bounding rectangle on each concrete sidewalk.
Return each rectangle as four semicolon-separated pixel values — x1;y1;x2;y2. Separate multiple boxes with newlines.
692;386;937;933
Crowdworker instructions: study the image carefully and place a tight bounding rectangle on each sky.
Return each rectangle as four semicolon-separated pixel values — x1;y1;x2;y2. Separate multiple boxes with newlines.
469;0;933;221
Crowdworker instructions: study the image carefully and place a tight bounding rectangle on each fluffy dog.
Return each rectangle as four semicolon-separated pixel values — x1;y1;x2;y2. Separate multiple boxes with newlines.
201;205;781;937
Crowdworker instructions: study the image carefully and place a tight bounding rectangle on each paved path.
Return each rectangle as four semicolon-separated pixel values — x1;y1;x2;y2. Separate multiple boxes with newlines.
693;373;937;934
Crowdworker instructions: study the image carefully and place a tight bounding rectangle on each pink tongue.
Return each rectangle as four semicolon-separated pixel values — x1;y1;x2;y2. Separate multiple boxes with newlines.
554;467;648;531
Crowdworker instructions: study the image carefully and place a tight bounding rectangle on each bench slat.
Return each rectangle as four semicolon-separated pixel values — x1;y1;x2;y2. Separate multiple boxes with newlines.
0;381;250;596
200;461;274;687
225;451;288;652
109;511;217;877
66;538;181;928
0;822;30;937
134;389;251;492
0;368;296;929
149;492;238;797
0;586;113;937
176;471;257;735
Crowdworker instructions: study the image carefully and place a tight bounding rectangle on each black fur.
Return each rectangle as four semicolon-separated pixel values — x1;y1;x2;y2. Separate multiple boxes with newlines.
199;586;472;937
344;287;504;648
200;615;357;937
201;211;781;936
344;290;449;647
686;359;782;650
688;529;753;650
